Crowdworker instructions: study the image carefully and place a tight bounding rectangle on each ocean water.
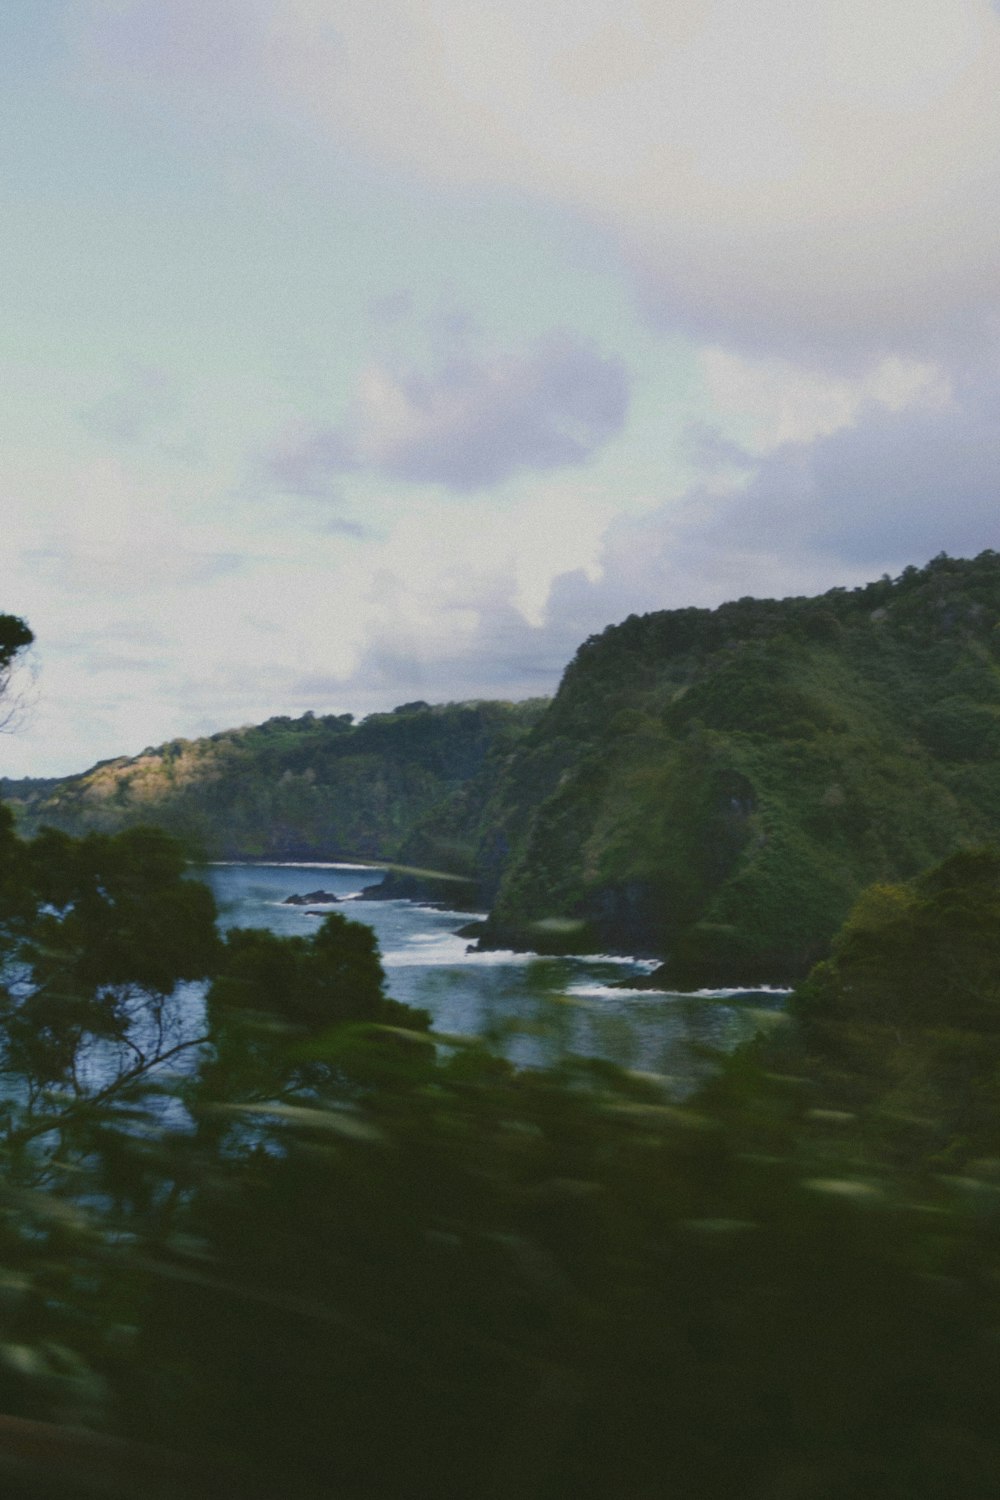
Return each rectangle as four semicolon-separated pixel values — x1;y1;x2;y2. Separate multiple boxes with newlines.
202;862;786;1081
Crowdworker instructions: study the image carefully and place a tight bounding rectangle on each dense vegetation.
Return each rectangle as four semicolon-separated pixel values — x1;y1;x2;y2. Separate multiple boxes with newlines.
14;552;1000;985
3;612;1000;1494
3;699;546;868
473;549;1000;981
0;809;998;1494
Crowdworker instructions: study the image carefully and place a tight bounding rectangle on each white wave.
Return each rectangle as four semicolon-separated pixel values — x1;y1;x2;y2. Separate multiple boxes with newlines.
689;985;792;998
566;984;678;1000
565;980;791;1002
382;933;663;974
263;899;344;909
579;953;660;969
382;935;540;968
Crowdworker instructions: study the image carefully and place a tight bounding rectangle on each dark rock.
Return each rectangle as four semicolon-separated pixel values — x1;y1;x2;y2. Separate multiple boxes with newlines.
283;889;340;906
357;880;388;900
453;920;486;939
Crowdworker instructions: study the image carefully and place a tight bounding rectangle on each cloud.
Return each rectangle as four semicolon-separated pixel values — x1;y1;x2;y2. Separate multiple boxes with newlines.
252;0;1000;361
539;354;1000;633
258;424;355;498
235;478;621;721
8;456;247;602
352;334;630;489
696;350;950;454
77;1;1000;362
289;609;566;713
22;539;244;598
724;379;1000;568
259;332;630;494
22;1;1000;782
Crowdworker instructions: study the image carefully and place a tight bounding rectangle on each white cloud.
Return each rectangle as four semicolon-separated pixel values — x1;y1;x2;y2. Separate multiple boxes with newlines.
0;431;625;773
252;0;1000;357
12;0;996;783
77;0;1000;358
698;350;951;453
542;356;1000;640
258;332;630;494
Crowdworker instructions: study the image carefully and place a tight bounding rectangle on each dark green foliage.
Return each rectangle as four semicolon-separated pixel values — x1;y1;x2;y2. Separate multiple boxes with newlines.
11;702;547;874
774;849;1000;1168
0;614;33;742
25;825;219;996
0;615;32;673
480;551;1000;980
208;912;391;1031
26;1018;1000;1500
0;820;1000;1494
192;912;429;1128
916;697;1000;760
799;848;1000;1032
0;820;220;1139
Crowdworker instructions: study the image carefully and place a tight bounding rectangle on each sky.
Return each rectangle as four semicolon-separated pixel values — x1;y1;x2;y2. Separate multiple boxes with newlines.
2;0;999;776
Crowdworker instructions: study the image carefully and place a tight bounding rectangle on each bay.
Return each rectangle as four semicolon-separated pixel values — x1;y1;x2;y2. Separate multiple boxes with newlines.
203;862;786;1084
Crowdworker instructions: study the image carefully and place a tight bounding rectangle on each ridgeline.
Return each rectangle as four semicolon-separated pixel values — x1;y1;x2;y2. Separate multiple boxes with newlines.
8;550;1000;984
2;700;547;867
384;549;1000;983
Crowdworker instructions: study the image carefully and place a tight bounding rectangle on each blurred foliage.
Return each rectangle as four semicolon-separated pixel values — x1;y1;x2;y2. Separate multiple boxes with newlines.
775;847;1000;1171
0;614;33;740
0;815;996;1495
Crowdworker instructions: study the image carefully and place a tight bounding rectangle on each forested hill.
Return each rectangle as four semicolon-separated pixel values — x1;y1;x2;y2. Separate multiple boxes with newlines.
468;550;1000;982
8;551;1000;984
2;700;547;863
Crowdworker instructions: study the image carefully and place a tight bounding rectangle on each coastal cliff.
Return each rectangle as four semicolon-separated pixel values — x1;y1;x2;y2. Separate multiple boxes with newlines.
471;551;1000;982
9;551;1000;984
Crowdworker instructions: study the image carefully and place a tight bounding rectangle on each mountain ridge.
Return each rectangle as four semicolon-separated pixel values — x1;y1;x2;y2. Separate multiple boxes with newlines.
8;550;1000;984
2;699;548;868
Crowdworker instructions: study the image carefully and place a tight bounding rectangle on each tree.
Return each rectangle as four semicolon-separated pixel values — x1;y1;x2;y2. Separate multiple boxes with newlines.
0;612;33;733
787;848;1000;1165
798;848;1000;1033
207;910;388;1031
0;822;219;1165
192;911;428;1123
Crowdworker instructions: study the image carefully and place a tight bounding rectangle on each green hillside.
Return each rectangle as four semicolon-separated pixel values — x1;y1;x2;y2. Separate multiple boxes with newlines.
6;700;547;864
11;551;1000;985
385;549;1000;979
467;550;1000;981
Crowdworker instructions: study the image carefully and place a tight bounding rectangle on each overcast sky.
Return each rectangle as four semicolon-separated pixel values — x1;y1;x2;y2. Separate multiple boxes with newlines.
3;0;1000;775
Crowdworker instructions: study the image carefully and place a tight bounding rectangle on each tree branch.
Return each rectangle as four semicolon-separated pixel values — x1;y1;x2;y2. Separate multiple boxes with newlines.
4;1034;213;1151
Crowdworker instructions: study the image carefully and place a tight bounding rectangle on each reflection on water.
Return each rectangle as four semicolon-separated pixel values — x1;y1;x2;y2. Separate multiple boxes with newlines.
202;862;787;1085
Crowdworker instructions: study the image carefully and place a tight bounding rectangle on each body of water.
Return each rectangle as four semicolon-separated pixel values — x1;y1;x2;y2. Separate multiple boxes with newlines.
203;862;787;1083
